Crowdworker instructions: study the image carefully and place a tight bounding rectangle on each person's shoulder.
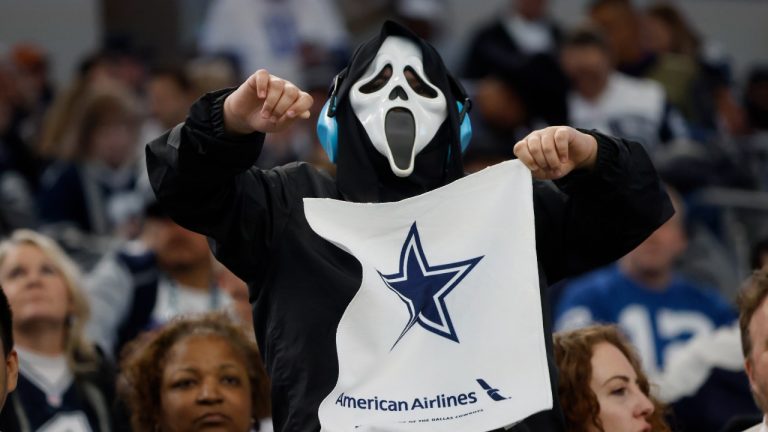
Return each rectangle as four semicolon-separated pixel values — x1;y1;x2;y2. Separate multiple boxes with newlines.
671;274;736;316
39;160;81;190
556;268;619;329
567;266;622;294
741;423;763;432
470;18;507;41
672;274;727;300
557;267;619;311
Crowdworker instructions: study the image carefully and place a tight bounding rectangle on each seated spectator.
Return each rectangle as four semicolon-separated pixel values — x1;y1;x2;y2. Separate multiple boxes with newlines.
588;0;700;130
742;68;768;190
462;0;568;126
0;230;116;431
140;67;197;146
555;189;736;376
642;247;760;431
0;286;18;411
137;67;199;197
0;50;48;192
198;0;349;88
85;200;233;359
147;67;196;132
0;57;39;237
37;84;145;241
553;324;670;432
746;68;768;134
119;312;271;431
561;27;687;153
736;269;768;431
644;3;746;138
9;44;55;154
463;0;561;79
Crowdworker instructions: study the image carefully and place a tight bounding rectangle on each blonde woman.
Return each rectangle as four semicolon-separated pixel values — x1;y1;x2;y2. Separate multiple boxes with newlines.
0;229;115;431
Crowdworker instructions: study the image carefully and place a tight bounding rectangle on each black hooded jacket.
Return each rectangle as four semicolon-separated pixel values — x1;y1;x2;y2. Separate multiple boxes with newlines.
147;22;672;432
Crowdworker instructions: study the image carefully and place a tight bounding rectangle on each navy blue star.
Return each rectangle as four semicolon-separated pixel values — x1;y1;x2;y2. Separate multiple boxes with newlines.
378;222;483;348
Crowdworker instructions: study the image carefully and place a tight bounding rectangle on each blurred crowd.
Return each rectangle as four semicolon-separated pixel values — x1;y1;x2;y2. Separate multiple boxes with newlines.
0;0;768;430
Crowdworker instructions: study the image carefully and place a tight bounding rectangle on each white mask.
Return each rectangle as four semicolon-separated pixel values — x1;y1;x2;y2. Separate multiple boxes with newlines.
350;36;448;177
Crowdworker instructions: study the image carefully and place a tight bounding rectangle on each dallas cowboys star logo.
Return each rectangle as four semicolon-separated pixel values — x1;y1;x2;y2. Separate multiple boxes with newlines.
378;222;483;348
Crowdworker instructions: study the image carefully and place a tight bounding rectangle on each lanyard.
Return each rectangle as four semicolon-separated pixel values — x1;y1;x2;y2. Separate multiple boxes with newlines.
165;276;221;317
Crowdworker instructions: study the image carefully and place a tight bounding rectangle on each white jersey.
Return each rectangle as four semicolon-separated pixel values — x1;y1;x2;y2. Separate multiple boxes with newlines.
568;72;686;152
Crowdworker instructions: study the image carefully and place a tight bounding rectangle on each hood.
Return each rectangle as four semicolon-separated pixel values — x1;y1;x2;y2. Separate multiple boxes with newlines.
331;21;467;203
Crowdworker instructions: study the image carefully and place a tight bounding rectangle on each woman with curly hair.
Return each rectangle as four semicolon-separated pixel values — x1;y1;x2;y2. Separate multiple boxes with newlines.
554;324;670;432
119;312;271;431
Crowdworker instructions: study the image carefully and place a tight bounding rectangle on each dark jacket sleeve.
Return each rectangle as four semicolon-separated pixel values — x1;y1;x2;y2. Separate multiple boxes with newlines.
146;88;296;283
534;130;674;284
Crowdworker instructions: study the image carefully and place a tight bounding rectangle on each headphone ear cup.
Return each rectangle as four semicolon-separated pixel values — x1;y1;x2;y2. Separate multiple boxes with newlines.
316;100;339;163
457;101;472;153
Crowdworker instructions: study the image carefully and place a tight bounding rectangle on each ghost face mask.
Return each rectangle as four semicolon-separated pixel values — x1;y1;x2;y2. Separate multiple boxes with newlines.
349;36;448;177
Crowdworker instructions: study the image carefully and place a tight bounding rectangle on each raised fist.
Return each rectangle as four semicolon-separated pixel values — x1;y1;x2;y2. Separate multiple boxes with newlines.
513;126;598;180
223;69;314;135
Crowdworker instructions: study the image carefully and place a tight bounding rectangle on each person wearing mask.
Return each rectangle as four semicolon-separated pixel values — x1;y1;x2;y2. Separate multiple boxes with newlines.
147;21;672;431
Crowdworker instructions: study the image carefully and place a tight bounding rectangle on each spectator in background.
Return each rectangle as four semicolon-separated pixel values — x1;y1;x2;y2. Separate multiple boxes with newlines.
553;324;670;432
588;0;701;132
85;201;233;359
463;0;561;79
0;59;38;237
746;68;768;134
38;49;143;163
742;68;768;191
0;230;116;431
462;0;568;126
37;84;145;247
186;54;242;97
9;44;55;150
119;312;271;431
561;27;687;153
644;2;745;138
555;188;735;376
1;45;52;190
197;0;349;170
462;71;535;170
198;0;349;87
0;287;18;411
137;67;199;195
739;269;768;432
641;240;762;431
145;68;196;133
392;0;446;43
738;269;768;432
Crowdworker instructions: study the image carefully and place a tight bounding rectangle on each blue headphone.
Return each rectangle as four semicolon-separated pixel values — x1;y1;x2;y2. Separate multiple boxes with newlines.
316;71;472;164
